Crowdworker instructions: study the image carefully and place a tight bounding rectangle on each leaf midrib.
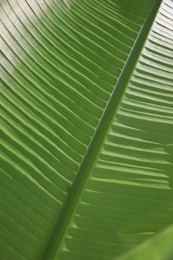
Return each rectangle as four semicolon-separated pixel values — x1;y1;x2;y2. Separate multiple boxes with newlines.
42;1;162;259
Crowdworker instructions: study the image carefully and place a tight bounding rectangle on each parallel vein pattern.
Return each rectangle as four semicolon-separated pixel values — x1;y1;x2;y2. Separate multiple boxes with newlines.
0;0;154;259
57;1;173;259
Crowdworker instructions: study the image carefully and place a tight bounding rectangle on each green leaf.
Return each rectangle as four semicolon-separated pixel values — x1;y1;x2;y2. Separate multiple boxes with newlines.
118;225;173;260
1;0;173;259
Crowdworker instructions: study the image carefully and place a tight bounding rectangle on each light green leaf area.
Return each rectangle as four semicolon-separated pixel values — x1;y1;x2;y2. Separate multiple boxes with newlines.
118;225;173;260
0;0;173;259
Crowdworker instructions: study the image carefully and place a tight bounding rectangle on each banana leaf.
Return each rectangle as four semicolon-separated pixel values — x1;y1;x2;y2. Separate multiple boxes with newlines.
1;0;173;259
118;225;173;260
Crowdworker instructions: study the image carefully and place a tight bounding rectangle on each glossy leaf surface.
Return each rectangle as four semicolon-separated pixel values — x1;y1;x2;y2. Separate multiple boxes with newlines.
1;0;173;259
